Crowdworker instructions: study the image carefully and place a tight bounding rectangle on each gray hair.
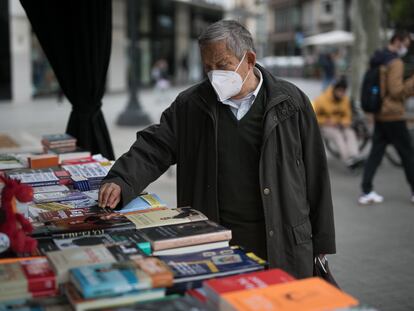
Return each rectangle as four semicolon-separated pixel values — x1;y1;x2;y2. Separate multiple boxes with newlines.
198;20;255;59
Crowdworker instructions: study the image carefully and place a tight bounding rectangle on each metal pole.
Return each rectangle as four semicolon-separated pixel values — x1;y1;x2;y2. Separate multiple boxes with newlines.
117;0;151;126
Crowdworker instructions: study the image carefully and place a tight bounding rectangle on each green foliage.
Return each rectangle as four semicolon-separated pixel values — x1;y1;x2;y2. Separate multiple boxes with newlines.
388;0;414;30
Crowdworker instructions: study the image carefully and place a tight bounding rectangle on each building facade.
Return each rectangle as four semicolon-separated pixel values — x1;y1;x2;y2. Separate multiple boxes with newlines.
0;0;227;103
267;0;351;56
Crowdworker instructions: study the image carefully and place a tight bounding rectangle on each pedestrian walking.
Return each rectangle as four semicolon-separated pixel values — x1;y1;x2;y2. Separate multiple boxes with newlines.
359;31;414;205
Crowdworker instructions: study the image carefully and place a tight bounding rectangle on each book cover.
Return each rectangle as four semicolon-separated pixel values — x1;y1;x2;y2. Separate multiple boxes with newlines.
62;162;109;179
203;268;295;307
65;283;165;311
0;262;28;298
70;262;153;299
32;185;70;193
221;277;359;311
140;220;232;251
41;133;76;144
0;258;57;301
159;247;265;290
46;245;118;283
125;207;208;229
37;230;151;255
20;258;57;293
29;202;72;219
29;154;59;169
37;206;102;222
122;193;167;213
33;190;88;204
31;213;136;240
70;257;171;299
0;154;25;170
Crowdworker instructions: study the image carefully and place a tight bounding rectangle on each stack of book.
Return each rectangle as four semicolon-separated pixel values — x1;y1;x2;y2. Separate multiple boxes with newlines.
0;136;366;310
62;162;113;191
42;133;91;163
0;258;57;303
65;257;173;310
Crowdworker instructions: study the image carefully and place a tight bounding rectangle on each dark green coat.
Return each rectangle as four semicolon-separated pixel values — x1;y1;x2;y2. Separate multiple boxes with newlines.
103;65;336;278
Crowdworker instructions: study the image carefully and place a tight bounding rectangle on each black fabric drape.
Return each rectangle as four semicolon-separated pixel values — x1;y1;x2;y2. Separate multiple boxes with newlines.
20;0;115;160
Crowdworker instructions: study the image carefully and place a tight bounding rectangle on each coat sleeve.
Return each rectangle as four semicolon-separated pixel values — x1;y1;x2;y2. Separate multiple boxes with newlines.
298;90;336;255
102;101;178;207
387;59;414;100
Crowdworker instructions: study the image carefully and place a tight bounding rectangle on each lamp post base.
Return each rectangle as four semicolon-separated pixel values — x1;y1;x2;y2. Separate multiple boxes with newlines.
116;106;151;126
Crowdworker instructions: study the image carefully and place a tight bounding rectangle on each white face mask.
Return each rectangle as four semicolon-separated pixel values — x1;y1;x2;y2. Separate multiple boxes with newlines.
398;46;408;57
207;53;250;101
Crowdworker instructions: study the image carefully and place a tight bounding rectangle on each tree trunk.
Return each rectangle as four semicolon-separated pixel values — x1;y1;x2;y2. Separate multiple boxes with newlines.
350;0;382;104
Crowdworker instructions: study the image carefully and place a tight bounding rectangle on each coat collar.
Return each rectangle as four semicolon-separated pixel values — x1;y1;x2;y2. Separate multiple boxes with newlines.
195;64;290;118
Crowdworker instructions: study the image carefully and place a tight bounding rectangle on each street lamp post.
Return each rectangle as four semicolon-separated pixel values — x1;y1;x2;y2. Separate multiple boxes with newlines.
117;0;151;126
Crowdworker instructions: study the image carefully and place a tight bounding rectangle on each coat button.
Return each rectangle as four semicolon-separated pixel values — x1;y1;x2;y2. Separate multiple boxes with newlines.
263;188;270;195
269;230;274;237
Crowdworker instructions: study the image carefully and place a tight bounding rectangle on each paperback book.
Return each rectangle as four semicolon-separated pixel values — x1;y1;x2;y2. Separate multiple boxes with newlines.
159;247;266;291
46;243;146;283
69;257;173;299
220;277;359;311
140;220;231;254
125;207;208;229
37;230;151;255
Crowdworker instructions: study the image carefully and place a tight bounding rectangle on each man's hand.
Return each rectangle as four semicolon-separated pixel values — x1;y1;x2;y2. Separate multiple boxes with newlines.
98;182;121;209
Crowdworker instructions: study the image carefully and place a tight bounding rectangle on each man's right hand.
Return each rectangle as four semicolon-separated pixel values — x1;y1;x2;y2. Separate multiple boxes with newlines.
98;182;121;209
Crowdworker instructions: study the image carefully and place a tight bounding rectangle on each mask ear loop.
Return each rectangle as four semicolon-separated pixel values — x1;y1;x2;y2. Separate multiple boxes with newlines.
235;52;251;85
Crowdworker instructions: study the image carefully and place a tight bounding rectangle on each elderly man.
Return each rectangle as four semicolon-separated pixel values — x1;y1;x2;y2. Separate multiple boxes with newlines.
99;20;335;278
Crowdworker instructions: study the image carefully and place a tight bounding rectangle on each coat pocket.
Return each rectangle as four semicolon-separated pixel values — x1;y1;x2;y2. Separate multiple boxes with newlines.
292;218;312;245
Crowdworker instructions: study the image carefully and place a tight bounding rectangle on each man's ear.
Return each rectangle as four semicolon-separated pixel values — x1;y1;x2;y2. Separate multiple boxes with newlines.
246;51;256;70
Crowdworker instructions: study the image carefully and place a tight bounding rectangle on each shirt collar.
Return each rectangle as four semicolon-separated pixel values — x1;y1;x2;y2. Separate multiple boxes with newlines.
220;67;263;105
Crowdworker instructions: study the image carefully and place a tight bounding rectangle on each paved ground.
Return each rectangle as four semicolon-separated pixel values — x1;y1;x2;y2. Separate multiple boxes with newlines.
1;78;413;310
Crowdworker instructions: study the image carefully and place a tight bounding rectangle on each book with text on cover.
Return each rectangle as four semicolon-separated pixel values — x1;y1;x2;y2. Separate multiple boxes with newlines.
140;220;232;254
36;230;151;256
159;246;266;292
220;277;359;311
125;207;208;229
69;257;172;299
0;258;57;302
121;193;167;213
31;212;136;240
46;243;146;283
203;268;295;308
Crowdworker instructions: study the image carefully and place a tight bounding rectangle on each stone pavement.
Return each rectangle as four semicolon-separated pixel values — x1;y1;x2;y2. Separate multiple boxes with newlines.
1;78;414;310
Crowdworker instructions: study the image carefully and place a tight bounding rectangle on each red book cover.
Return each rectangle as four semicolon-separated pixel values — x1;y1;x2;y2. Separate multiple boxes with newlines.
20;258;57;293
204;268;295;297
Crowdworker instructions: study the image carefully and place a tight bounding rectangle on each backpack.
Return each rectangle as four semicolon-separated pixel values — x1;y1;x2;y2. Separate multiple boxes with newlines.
360;65;382;113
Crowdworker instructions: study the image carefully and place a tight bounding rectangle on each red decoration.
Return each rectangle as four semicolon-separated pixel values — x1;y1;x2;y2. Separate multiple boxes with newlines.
0;175;37;254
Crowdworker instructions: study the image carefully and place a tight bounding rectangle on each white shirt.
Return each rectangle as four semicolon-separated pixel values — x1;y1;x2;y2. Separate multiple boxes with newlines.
220;67;263;120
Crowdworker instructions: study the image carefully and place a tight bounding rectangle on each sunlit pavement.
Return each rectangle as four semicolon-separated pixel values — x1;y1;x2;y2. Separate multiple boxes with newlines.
1;78;413;310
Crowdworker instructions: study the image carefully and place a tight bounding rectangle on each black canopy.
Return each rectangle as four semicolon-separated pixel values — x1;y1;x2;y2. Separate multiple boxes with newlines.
20;0;115;160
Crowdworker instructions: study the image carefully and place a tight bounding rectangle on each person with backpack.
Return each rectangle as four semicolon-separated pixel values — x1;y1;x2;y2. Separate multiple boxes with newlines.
359;31;414;205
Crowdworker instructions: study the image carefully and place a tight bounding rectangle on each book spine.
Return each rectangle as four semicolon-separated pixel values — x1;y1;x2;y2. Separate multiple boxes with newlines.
26;180;60;187
152;230;232;251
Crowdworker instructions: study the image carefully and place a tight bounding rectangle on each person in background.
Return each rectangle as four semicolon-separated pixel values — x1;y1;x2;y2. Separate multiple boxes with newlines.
98;20;336;279
313;79;363;169
359;30;414;205
318;49;338;90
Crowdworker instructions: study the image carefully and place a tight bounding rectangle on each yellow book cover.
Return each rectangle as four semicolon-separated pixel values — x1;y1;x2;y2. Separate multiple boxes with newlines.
221;277;358;311
125;207;207;229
